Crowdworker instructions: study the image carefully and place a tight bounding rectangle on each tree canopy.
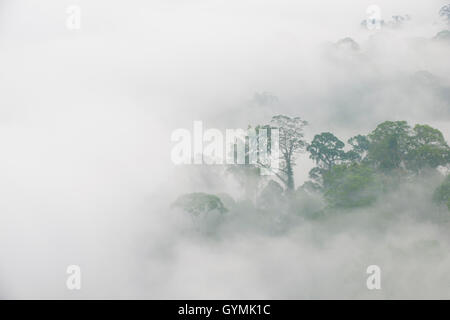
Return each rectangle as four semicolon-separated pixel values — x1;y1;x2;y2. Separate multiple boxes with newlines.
172;193;228;216
173;117;450;219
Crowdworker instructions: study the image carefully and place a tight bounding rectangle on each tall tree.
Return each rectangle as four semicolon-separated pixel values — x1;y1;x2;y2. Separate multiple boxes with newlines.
347;134;370;162
406;124;450;172
367;121;411;170
322;163;380;208
307;132;347;169
433;175;450;210
258;115;308;191
367;121;450;172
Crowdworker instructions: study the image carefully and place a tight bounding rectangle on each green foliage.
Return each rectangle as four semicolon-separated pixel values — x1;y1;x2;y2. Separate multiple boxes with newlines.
335;37;360;51
307;132;346;169
292;186;325;218
434;30;450;42
216;193;237;211
308;167;326;186
172;193;228;216
366;121;450;172
367;121;411;170
270;115;308;153
406;125;450;171
173;117;450;230
433;175;450;210
413;124;447;145
302;120;450;210
306;132;364;189
322;163;381;208
347;134;370;161
310;121;450;208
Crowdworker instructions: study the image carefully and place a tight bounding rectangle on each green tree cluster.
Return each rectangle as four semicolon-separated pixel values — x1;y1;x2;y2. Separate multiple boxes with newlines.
173;118;450;219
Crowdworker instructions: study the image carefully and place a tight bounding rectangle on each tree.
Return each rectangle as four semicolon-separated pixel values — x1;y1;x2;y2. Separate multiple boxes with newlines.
306;132;359;190
406;124;450;172
335;37;360;51
367;121;450;172
306;132;368;189
347;134;370;162
256;115;308;191
367;121;412;170
302;121;450;209
307;132;347;169
307;167;326;187
433;175;450;210
172;193;228;216
322;163;380;208
434;30;450;42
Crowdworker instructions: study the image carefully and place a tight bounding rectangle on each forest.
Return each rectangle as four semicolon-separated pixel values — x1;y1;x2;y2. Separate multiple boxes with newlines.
173;116;450;234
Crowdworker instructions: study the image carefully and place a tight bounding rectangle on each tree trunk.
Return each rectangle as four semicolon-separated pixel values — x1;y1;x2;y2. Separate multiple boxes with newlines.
286;162;295;191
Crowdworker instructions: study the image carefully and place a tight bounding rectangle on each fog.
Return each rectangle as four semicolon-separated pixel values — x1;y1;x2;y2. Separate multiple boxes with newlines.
0;0;449;298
